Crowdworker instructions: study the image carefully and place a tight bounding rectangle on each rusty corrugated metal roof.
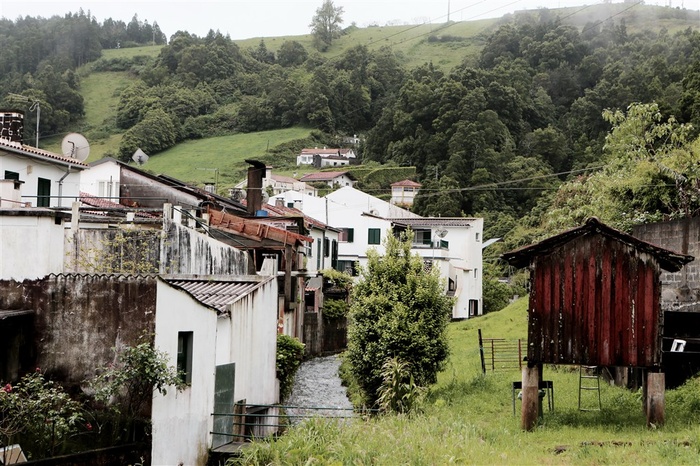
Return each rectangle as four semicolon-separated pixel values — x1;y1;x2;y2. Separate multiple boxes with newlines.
502;217;694;272
162;277;272;314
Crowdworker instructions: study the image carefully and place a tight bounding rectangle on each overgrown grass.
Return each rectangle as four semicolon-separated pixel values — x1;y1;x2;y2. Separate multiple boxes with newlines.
235;297;700;465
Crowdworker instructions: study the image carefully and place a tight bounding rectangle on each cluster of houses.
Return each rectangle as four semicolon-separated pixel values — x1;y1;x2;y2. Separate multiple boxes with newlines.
0;121;484;464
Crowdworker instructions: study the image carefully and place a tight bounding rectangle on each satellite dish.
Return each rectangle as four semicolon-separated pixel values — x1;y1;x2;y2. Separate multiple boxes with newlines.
61;133;90;162
132;148;149;165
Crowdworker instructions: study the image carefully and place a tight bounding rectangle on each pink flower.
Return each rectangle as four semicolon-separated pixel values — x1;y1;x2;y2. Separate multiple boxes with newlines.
86;422;93;431
2;384;11;393
35;367;41;372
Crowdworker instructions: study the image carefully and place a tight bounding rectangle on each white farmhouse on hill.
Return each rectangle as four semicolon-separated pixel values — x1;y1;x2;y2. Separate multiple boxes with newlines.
270;186;483;319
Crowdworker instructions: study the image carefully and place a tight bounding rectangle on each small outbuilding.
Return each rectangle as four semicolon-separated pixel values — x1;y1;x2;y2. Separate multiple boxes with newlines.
502;217;694;430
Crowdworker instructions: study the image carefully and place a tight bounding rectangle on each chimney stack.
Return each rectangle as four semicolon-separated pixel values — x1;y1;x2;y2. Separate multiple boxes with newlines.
245;159;266;216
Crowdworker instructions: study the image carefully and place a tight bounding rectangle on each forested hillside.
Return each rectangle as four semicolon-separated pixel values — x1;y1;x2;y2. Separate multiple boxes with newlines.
2;4;700;261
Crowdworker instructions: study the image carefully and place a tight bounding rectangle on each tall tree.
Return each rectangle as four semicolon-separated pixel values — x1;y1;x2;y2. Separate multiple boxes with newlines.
309;0;344;52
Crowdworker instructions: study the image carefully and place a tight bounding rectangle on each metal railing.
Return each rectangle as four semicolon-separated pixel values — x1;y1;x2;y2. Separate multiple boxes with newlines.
211;402;379;443
478;329;523;373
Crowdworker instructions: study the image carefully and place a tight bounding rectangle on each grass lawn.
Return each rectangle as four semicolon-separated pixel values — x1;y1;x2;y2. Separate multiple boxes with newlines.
237;297;700;465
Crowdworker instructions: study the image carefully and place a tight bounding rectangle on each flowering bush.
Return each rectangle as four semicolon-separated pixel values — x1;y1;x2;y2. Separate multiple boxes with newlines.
0;370;83;459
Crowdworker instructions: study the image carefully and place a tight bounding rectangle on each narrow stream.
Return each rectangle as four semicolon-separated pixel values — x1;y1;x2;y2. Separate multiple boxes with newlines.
285;354;353;421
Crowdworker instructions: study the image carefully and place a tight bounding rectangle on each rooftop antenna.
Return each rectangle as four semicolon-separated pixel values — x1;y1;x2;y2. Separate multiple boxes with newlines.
7;93;40;147
61;133;90;162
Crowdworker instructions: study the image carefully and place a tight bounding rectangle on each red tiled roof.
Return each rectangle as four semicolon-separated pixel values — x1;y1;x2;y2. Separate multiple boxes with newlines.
391;179;422;187
0;139;89;167
299;171;350;182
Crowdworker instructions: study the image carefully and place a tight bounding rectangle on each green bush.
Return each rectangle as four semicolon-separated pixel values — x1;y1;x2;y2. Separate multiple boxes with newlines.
346;229;453;407
323;298;349;320
276;335;305;401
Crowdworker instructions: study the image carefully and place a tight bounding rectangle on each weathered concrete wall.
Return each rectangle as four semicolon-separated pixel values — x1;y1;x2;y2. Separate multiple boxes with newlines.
303;313;347;357
0;275;157;386
65;222;248;276
633;218;700;311
162;222;248;275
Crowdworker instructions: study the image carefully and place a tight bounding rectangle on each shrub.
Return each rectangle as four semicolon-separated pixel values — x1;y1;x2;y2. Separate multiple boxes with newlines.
323;298;349;320
276;335;305;401
346;229;453;407
0;370;83;459
89;336;186;421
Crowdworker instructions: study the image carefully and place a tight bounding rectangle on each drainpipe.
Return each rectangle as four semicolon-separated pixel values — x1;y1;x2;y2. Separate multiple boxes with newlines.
57;164;72;208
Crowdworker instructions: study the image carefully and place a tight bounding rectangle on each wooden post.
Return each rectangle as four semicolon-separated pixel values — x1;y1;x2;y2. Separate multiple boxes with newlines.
645;371;665;427
233;399;247;441
521;364;540;431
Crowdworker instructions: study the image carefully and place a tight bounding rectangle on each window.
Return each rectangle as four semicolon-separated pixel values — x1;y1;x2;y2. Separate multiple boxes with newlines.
4;170;19;180
37;177;51;207
317;240;322;270
339;228;354;243
368;228;381;245
476;232;481;242
414;230;431;245
336;260;358;276
323;237;330;257
177;331;193;384
331;240;338;269
474;268;478;279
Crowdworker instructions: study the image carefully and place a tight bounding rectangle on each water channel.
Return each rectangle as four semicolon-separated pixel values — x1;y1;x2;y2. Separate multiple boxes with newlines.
285;354;353;422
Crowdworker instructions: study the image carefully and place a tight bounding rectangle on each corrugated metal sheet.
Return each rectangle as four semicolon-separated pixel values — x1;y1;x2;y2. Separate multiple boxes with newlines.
503;218;695;369
164;278;266;313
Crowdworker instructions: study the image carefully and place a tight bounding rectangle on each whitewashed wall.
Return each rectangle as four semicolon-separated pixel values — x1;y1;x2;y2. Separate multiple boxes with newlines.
152;280;219;466
0;150;83;207
0;212;67;279
79;159;121;198
215;277;279;406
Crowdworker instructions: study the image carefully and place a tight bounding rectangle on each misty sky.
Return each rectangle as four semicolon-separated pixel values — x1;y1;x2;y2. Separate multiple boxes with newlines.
0;0;680;41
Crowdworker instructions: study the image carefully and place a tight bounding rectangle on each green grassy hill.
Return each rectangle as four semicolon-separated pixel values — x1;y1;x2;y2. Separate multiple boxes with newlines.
59;4;698;187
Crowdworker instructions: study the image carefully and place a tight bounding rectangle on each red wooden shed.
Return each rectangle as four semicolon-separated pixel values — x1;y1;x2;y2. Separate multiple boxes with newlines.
502;217;694;429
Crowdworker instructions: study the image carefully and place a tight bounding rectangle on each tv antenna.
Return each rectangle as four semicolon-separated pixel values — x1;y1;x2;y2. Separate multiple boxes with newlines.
132;148;149;165
61;133;90;162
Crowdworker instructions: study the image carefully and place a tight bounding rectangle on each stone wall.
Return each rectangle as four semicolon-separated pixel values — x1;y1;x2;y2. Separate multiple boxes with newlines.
633;218;700;311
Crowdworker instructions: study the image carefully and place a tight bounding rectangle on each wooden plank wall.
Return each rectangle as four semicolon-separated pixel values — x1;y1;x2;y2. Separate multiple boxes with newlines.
528;233;662;368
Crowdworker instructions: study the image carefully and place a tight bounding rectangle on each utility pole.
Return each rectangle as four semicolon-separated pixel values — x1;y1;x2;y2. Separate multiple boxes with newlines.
448;0;451;22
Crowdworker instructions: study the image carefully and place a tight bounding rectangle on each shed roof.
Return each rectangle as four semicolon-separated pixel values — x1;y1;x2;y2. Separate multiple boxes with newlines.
502;217;694;272
161;276;273;314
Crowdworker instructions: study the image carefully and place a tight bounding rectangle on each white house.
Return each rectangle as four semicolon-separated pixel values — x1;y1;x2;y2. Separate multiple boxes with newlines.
270;187;483;319
261;167;317;197
0;138;87;208
299;171;356;189
296;148;356;166
390;179;422;207
152;272;279;466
